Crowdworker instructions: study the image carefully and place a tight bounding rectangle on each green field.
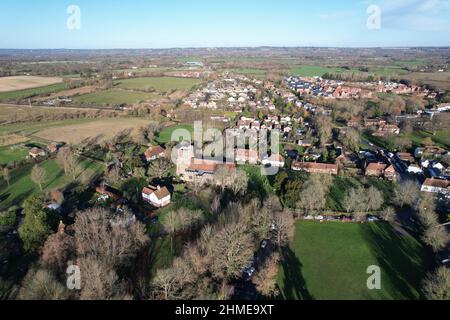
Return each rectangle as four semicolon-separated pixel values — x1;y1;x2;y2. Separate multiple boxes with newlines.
0;83;68;102
226;68;268;76
156;124;194;144
73;88;159;105
0;144;29;165
0;158;103;210
290;66;358;77
115;77;201;92
278;222;431;300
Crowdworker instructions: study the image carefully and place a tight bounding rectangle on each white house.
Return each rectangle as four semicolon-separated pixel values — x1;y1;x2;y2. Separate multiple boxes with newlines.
144;145;165;162
407;164;423;174
142;186;171;208
261;154;285;168
421;179;450;196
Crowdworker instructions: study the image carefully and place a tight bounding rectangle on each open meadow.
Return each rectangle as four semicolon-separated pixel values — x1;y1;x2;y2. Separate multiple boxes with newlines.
277;221;432;300
0;158;103;210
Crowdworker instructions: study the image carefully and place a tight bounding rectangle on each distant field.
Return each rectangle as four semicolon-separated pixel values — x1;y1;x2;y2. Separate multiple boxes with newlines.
34;117;153;144
113;67;171;74
403;71;450;90
290;66;358;77
115;77;201;92
0;76;62;92
0;104;102;123
0;158;103;210
226;68;268;76
34;86;97;102
278;222;431;300
73;88;159;105
0;83;68;102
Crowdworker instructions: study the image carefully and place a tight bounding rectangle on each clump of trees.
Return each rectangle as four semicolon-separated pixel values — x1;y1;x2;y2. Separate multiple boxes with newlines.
151;195;294;300
17;207;149;300
342;186;384;221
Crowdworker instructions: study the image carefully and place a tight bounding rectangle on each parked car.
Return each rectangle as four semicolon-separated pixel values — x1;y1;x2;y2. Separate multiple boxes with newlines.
314;215;325;221
367;216;380;222
261;240;268;249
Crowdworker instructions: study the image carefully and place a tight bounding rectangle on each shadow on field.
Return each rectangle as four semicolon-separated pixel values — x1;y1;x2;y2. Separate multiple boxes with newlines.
280;247;314;300
360;222;431;300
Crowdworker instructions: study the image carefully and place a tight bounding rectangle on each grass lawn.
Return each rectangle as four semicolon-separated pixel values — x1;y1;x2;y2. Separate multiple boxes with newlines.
73;88;160;105
0;144;29;165
278;221;432;300
0;158;103;210
156;124;194;144
0;83;68;102
115;77;201;92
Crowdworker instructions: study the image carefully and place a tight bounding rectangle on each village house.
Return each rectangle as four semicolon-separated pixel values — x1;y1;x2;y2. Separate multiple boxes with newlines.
396;152;416;164
235;148;259;164
373;124;400;137
144;145;166;161
292;162;339;175
261;154;285;168
95;184;122;202
182;158;237;184
384;165;398;181
421;178;450;196
365;163;388;177
48;143;62;153
142;185;171;208
29;147;46;159
415;146;447;159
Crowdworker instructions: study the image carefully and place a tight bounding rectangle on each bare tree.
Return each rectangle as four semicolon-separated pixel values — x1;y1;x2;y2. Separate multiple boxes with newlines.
207;222;254;280
74;208;149;268
273;210;295;249
41;228;74;273
3;167;11;186
423;267;450;300
416;194;438;229
18;269;69;300
422;225;449;253
365;186;384;212
380;206;396;223
78;257;130;300
253;252;280;297
31;165;47;191
148;158;172;179
393;180;420;208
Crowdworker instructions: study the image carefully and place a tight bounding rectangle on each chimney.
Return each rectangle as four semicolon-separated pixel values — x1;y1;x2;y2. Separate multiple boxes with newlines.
58;220;66;235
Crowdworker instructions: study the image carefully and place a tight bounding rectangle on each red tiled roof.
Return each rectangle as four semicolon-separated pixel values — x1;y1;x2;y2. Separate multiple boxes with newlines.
366;163;388;172
423;179;449;189
145;146;165;159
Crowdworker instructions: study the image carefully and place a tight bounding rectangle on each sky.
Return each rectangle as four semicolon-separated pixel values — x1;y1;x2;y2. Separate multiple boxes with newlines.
1;0;450;49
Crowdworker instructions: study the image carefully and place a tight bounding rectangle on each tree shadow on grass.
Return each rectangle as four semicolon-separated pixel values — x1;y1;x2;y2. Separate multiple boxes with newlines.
360;222;433;300
279;247;314;300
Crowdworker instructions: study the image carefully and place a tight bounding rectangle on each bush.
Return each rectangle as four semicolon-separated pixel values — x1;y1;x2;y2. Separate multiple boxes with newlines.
0;209;17;227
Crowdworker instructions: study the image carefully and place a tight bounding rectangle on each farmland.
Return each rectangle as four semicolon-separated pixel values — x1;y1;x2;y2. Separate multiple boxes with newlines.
115;76;201;92
33;117;153;144
73;88;160;105
278;221;432;300
0;76;62;92
0;83;69;102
